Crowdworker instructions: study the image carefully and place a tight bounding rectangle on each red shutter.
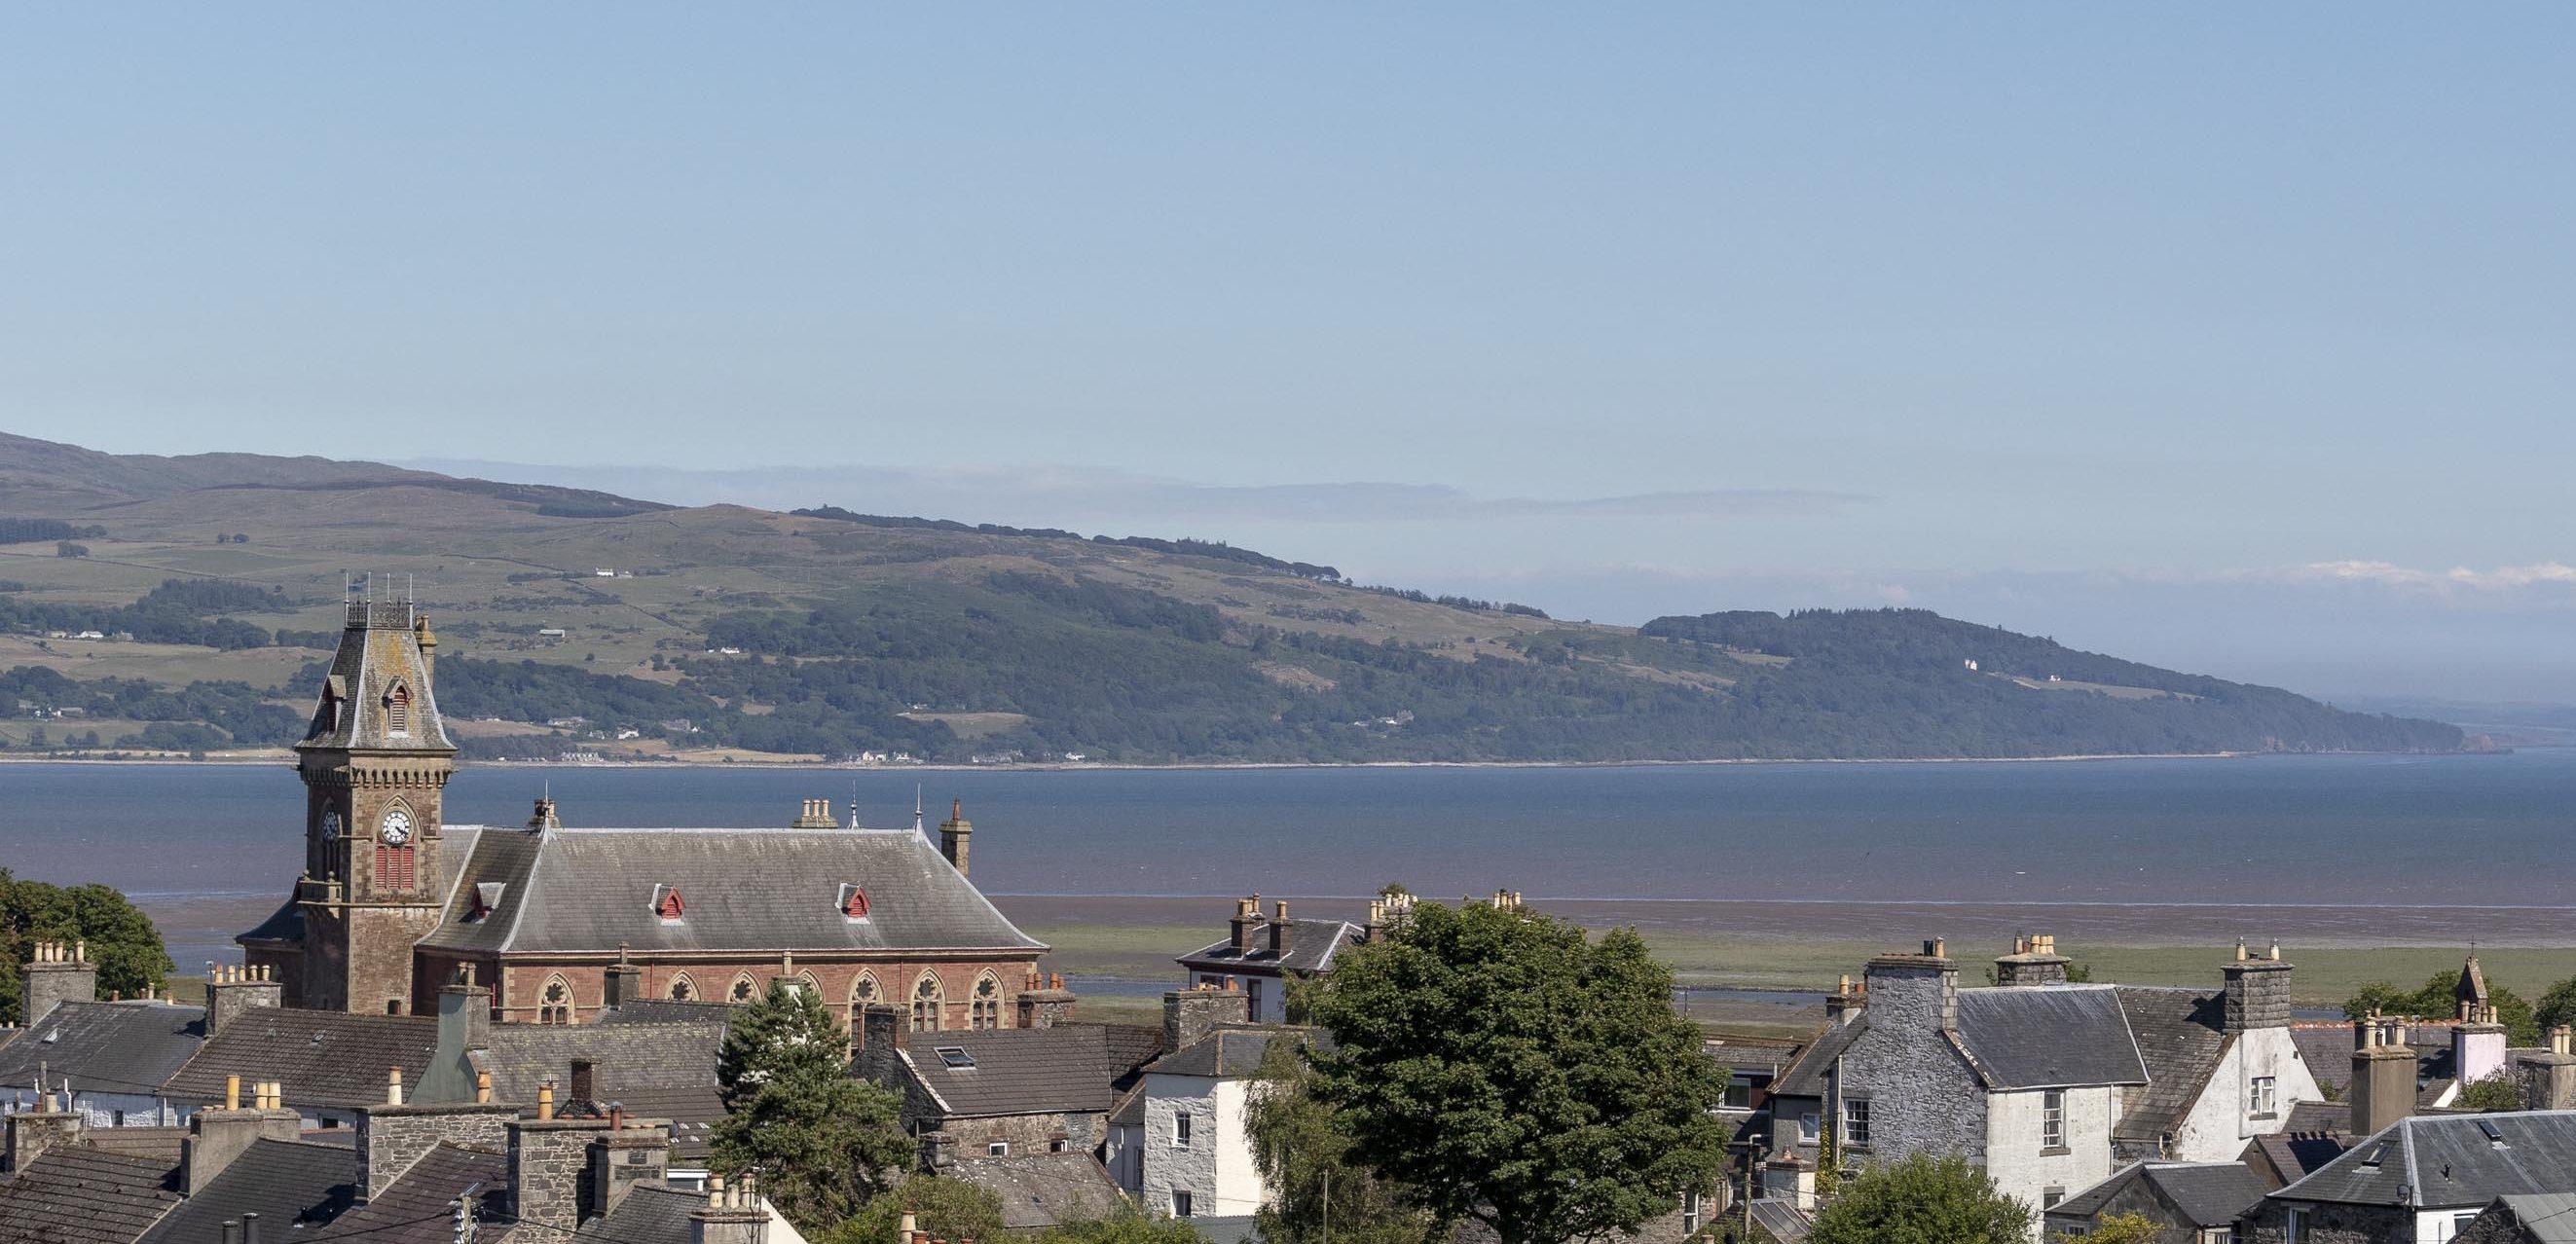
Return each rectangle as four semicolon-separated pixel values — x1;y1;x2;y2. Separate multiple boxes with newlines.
376;845;416;891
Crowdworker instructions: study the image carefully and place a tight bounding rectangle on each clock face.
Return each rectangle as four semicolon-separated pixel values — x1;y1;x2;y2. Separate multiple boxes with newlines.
321;811;343;841
380;808;414;846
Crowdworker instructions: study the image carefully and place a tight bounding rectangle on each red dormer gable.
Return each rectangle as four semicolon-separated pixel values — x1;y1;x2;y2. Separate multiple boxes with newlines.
654;885;684;920
840;884;870;919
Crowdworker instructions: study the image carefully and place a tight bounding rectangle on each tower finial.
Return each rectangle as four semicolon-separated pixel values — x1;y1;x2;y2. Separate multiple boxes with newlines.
913;784;925;835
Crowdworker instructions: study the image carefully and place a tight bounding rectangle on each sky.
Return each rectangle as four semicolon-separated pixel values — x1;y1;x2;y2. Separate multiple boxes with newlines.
4;8;2573;703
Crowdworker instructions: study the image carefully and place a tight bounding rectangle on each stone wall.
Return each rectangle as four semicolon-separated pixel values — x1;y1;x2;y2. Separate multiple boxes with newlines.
2239;1199;2415;1244
510;1117;609;1234
938;1111;1101;1157
356;1101;517;1201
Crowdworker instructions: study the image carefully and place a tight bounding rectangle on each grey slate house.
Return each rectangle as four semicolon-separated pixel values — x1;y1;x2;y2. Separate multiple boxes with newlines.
2244;1112;2576;1244
860;1016;1162;1156
2041;1160;2266;1242
1176;896;1363;1024
0;1001;205;1130
160;1009;439;1127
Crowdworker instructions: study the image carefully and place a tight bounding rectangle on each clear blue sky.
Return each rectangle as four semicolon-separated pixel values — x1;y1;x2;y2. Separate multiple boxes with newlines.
5;8;2573;700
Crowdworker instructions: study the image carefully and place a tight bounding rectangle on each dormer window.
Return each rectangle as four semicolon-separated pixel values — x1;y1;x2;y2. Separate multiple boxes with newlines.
385;682;411;737
654;885;685;921
466;882;505;923
839;884;871;920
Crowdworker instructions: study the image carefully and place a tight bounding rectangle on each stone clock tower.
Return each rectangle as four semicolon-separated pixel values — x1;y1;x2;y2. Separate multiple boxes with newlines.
289;599;457;1014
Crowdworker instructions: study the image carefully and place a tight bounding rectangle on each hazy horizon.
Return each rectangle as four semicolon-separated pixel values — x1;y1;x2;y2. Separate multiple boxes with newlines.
7;8;2572;700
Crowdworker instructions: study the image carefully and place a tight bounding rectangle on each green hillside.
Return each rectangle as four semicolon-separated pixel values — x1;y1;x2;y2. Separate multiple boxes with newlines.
0;434;2460;763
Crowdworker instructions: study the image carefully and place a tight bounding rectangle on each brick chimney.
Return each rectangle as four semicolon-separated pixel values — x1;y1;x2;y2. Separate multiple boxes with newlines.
1014;973;1077;1029
2349;1014;2416;1138
1862;940;1957;1035
185;1077;302;1192
18;940;96;1025
206;963;284;1035
1230;896;1260;955
938;801;973;877
1163;983;1251;1053
1268;901;1293;957
1994;933;2070;987
2222;939;2293;1035
2519;1027;2576;1112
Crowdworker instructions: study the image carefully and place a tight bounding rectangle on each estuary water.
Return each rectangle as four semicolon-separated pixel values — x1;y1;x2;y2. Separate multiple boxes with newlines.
3;748;2572;966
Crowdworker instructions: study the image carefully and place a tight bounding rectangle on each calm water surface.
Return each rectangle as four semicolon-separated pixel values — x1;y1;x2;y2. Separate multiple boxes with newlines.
4;748;2572;963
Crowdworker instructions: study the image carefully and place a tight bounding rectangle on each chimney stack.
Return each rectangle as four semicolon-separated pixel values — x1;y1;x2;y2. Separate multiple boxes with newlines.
1163;983;1251;1053
2222;940;2294;1035
2350;1014;2417;1138
1862;940;1958;1035
414;964;494;1105
1231;896;1259;955
690;1174;770;1244
938;801;973;877
1268;901;1292;957
603;950;643;1012
184;1083;301;1192
2519;1026;2576;1112
18;939;97;1025
528;795;561;832
1994;933;2071;987
207;962;284;1035
791;799;836;829
4;1089;83;1173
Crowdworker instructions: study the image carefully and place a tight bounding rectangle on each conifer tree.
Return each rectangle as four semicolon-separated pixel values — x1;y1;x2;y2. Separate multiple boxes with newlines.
712;980;913;1229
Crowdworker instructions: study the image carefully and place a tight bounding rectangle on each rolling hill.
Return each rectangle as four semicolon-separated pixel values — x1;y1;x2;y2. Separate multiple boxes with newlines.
0;433;2462;764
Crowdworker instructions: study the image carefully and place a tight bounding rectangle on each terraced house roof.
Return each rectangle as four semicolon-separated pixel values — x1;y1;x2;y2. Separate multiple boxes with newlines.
2272;1111;2576;1211
0;1001;205;1098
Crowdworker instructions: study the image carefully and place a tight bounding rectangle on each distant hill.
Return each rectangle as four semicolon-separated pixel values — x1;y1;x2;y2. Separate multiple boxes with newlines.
0;433;2461;763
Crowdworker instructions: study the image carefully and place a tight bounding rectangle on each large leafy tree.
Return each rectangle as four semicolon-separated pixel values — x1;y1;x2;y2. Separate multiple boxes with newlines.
712;981;914;1229
0;870;172;1023
1245;1035;1433;1244
1305;898;1727;1244
2065;1212;2158;1244
2534;977;2576;1035
1034;1204;1207;1244
1806;1153;2032;1244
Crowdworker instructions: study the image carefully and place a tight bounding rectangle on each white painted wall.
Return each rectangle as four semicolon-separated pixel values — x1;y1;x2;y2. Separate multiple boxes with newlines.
1984;1085;2118;1240
1137;1073;1269;1219
2167;1027;2324;1162
1104;1119;1142;1192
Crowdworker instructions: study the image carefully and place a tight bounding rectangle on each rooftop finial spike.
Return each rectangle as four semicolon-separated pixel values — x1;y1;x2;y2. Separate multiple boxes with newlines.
913;785;925;834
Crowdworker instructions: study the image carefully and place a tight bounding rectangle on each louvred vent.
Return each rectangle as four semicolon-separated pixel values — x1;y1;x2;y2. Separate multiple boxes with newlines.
656;886;685;920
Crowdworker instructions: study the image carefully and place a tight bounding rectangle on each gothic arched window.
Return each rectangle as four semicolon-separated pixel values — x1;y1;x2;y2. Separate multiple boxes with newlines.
910;971;944;1033
729;973;757;1004
971;972;1003;1030
669;973;697;1003
385;682;411;737
848;972;882;1041
539;976;573;1025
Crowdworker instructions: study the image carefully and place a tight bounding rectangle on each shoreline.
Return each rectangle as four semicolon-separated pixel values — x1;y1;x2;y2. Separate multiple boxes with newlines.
0;747;2494;773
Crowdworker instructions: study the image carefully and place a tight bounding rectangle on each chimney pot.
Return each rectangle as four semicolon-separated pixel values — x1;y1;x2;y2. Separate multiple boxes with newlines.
225;1075;241;1111
386;1067;403;1106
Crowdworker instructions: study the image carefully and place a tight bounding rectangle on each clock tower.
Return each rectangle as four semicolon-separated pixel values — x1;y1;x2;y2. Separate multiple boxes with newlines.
290;598;457;1014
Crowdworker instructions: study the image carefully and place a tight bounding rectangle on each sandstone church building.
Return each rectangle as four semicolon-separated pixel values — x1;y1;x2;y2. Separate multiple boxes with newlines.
239;599;1059;1031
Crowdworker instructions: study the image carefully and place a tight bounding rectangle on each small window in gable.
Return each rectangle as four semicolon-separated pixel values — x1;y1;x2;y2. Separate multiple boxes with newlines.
839;883;870;919
385;682;411;737
654;885;685;921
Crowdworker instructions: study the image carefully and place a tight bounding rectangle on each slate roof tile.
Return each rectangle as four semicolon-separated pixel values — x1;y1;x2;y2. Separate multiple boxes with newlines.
902;1023;1163;1118
1177;920;1361;976
0;1003;206;1097
135;1139;356;1244
950;1153;1125;1229
2272;1111;2576;1211
2111;986;2229;1147
0;1147;181;1244
161;1011;438;1112
1954;986;2148;1090
307;1144;507;1243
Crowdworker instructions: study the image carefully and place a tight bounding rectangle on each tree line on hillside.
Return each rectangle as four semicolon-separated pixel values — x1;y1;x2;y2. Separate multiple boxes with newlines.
0;519;107;544
0;579;306;651
792;505;1345;580
0;665;303;751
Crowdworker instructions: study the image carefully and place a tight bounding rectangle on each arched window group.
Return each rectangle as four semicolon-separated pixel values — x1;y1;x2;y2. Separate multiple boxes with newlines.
539;976;573;1025
971;972;1004;1030
910;971;944;1032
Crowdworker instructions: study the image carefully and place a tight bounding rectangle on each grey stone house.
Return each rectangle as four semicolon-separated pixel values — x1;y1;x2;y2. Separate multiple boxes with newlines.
2041;1160;2265;1242
2453;1192;2576;1244
856;1006;1161;1158
2244;1112;2576;1244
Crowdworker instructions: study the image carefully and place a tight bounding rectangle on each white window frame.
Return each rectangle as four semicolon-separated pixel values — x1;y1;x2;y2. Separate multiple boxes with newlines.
2042;1089;2066;1150
1173;1112;1193;1148
2284;1205;2304;1244
987;1141;1009;1156
2249;1075;2277;1117
1841;1098;1871;1149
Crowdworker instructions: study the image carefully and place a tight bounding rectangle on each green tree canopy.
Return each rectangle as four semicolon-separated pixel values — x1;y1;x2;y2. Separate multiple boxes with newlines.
1305;898;1728;1244
1245;1034;1433;1244
1806;1153;2033;1244
1033;1203;1207;1244
712;981;914;1229
0;870;172;1023
2062;1212;2158;1244
2534;977;2576;1036
2457;1076;2525;1113
2343;967;2540;1045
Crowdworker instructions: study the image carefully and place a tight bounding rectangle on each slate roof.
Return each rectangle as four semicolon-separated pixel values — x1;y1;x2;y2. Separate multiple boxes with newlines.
1954;986;2148;1090
471;1019;728;1154
597;999;738;1026
2291;1025;2355;1095
135;1139;357;1244
80;1128;190;1168
2484;1192;2576;1244
2049;1161;2266;1228
2271;1111;2576;1211
162;1010;438;1111
900;1023;1164;1118
2285;1099;2349;1133
1178;920;1362;976
1147;1027;1316;1079
0;1147;181;1244
419;825;1044;956
0;1002;207;1097
2246;1131;2353;1189
307;1143;508;1243
949;1152;1125;1229
2111;986;2229;1148
569;1182;703;1244
1768;1018;1867;1100
294;603;454;752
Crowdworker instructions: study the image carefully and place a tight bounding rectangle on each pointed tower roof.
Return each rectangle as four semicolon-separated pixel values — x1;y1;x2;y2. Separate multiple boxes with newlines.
2457;949;2491;1015
297;601;456;753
